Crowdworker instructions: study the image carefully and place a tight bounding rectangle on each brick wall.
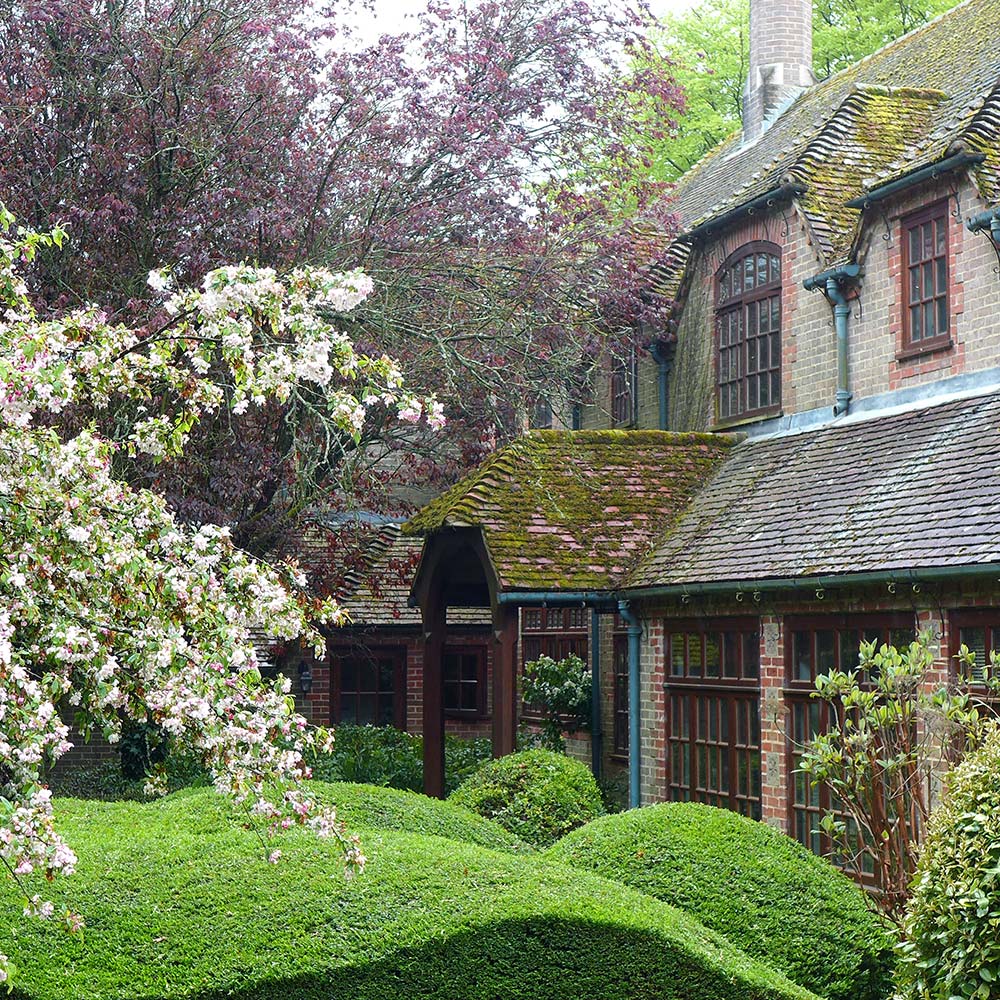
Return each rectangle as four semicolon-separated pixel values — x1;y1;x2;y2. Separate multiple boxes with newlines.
664;173;1000;433
636;580;1000;835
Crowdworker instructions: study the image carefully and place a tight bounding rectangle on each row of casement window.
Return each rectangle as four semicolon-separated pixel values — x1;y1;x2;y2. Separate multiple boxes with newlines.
326;607;996;863
717;201;951;421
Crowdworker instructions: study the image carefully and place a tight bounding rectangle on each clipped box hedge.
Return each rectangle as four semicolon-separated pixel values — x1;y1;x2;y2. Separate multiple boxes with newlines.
3;787;821;1000
545;801;895;1000
448;748;604;847
307;780;532;853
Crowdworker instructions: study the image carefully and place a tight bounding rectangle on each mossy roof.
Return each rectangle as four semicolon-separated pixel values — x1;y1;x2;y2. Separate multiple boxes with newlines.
651;0;1000;292
404;430;736;592
338;523;489;627
630;389;1000;588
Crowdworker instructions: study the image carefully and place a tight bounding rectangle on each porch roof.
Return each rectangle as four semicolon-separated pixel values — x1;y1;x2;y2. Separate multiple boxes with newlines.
404;430;736;593
630;389;1000;589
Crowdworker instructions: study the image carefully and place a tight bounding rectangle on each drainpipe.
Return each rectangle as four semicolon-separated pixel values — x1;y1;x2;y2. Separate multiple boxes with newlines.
803;263;860;416
649;341;673;431
617;600;642;809
590;610;603;781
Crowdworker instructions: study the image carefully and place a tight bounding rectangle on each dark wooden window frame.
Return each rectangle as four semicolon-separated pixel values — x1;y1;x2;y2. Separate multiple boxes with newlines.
610;345;637;427
784;613;916;869
442;643;488;719
948;609;1000;697
714;240;782;422
664;618;762;820
612;628;629;758
900;200;951;357
330;645;406;729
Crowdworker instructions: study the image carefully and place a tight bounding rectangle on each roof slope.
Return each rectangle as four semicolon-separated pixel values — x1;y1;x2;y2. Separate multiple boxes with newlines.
338;523;489;627
630;390;1000;588
670;0;1000;261
405;430;736;592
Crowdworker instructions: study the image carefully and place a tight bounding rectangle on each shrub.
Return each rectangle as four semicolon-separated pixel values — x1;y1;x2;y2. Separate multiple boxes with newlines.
48;753;208;801
545;802;895;1000
2;789;821;1000
306;725;492;795
522;653;591;751
307;781;532;853
897;722;1000;999
798;633;991;923
448;749;603;847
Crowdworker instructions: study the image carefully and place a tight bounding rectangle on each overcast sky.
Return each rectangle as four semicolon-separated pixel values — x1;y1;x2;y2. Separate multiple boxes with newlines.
348;0;699;44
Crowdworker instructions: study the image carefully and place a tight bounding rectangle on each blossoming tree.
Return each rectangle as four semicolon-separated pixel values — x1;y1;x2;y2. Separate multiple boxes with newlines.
0;210;442;986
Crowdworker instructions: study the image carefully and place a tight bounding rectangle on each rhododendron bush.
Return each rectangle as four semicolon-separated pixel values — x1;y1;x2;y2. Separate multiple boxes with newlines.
0;211;441;986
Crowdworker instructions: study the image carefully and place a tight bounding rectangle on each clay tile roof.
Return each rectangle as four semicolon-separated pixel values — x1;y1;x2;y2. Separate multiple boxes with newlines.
339;523;489;627
404;430;737;592
629;389;1000;588
648;0;1000;295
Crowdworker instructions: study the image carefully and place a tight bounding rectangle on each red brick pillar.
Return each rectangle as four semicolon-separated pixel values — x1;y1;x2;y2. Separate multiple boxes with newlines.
759;614;788;831
640;617;668;803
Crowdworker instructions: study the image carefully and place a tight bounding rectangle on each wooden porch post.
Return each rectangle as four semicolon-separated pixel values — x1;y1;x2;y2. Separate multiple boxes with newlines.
492;603;518;757
421;588;446;798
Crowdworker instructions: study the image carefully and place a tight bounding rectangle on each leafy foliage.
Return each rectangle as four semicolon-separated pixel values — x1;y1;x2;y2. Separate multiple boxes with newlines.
449;749;603;847
0;0;684;570
898;722;1000;999
521;653;592;751
0;789;821;1000
798;634;993;924
545;801;895;1000
0;216;441;982
307;725;492;795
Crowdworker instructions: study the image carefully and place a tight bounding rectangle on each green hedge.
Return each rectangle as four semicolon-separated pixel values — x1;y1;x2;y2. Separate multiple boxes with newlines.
306;724;492;794
898;723;1000;998
50;726;492;801
448;748;603;847
545;802;895;1000
307;781;532;853
1;788;823;1000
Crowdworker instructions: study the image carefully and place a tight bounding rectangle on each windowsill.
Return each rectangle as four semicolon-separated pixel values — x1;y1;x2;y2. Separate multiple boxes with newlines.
711;408;782;432
444;711;488;721
609;752;629;764
895;338;953;363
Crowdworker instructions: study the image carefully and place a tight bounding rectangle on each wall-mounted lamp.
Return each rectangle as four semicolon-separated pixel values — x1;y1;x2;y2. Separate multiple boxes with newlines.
298;660;313;695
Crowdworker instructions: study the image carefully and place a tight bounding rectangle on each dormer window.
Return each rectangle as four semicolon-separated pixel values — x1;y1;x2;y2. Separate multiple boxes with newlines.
902;202;950;352
715;243;781;421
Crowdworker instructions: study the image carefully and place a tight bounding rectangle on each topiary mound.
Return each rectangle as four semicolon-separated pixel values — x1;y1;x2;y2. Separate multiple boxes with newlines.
545;802;895;1000
2;788;822;1000
448;748;603;847
307;780;532;853
898;722;1000;999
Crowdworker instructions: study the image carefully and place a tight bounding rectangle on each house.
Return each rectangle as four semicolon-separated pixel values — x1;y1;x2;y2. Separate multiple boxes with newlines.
303;0;1000;860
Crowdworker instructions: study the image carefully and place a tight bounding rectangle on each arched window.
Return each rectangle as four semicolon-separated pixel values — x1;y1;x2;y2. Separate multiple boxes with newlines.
715;243;781;421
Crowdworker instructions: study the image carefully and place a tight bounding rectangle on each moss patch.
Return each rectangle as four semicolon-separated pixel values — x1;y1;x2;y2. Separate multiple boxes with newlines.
404;429;735;590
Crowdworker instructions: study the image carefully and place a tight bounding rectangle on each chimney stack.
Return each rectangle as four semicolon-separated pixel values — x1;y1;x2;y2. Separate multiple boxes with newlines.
743;0;813;141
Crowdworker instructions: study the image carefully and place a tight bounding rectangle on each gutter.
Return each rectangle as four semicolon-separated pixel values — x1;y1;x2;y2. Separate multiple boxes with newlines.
618;600;643;809
684;182;807;241
803;264;861;416
619;562;1000;602
845;151;985;209
496;590;616;608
